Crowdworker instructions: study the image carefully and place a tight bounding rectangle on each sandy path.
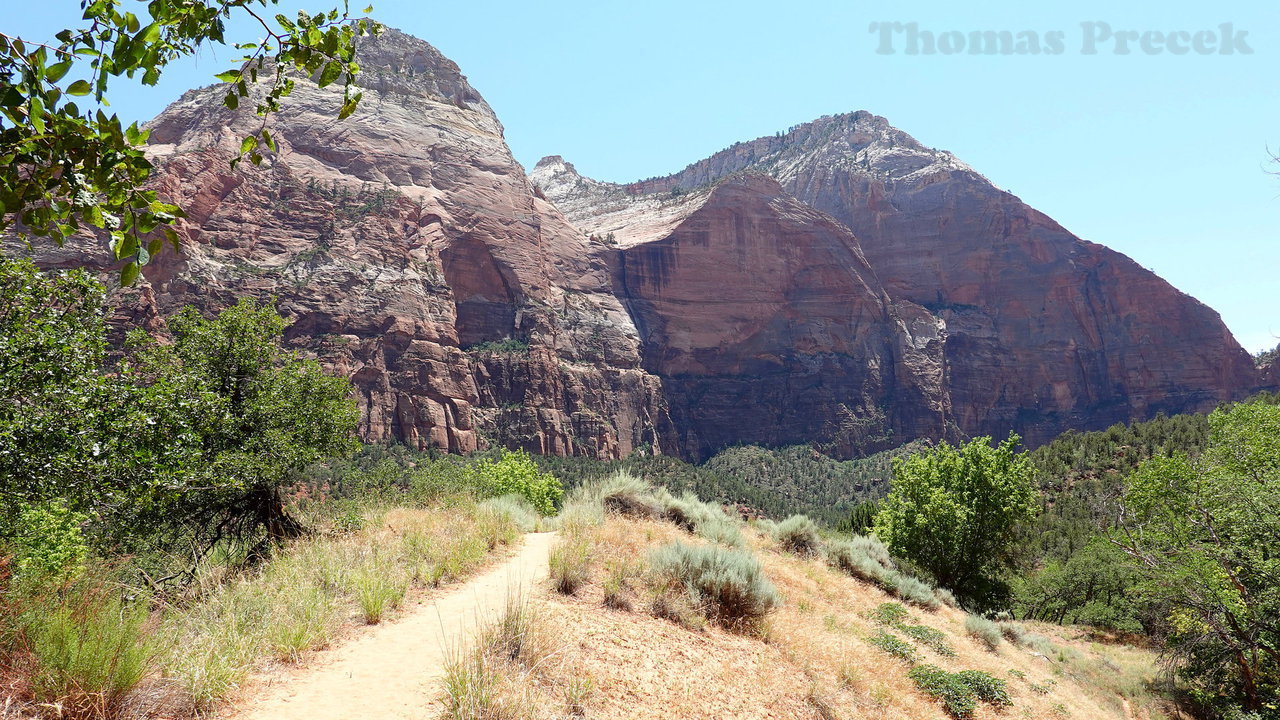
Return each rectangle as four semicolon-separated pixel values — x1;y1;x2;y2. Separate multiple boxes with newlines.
222;531;557;720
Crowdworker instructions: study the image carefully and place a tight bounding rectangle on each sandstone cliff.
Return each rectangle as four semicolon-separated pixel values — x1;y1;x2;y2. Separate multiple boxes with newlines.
32;30;1268;460
121;28;677;458
533;112;1267;447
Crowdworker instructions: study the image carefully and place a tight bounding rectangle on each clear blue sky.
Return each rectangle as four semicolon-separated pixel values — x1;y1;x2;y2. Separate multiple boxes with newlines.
11;1;1279;352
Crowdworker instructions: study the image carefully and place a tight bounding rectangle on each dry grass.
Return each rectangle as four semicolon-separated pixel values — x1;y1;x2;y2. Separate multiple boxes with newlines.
149;501;523;715
499;510;1175;720
439;593;594;720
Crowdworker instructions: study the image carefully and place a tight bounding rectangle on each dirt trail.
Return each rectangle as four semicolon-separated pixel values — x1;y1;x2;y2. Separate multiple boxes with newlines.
222;531;557;720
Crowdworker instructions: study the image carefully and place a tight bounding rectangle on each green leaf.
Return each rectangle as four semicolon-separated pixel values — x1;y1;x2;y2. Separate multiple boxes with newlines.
317;61;342;88
67;80;91;96
239;135;257;155
46;61;72;83
120;261;140;286
29;98;44;133
224;92;238;110
215;71;242;83
261;129;276;152
337;92;362;120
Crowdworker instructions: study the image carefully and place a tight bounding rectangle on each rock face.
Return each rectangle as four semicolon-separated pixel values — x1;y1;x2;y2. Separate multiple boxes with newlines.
126;28;677;458
533;112;1268;448
43;31;1268;460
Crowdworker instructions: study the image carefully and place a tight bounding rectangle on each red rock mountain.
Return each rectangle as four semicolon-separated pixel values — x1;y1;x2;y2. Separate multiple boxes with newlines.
533;113;1269;450
41;29;1270;459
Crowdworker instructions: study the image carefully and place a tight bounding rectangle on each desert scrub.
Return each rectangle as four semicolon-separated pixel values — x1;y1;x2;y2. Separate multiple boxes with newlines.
867;629;918;662
164;504;517;710
964;615;1003;651
771;514;822;556
549;533;592;595
648;542;778;630
441;593;555;720
19;582;159;719
825;534;941;608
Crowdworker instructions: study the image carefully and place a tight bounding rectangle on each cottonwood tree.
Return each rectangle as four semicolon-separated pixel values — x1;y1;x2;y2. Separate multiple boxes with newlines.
0;0;379;283
873;434;1038;610
1115;400;1280;714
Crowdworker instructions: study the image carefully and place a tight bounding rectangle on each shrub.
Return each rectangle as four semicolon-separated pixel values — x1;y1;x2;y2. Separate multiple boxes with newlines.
827;536;894;584
955;670;1012;707
890;574;941;609
867;629;918;662
909;665;1011;719
902;623;956;657
479;495;540;533
549;535;592;595
871;601;909;626
467;450;563;515
649;542;778;629
964;615;1002;651
23;585;158;718
662;493;744;546
998;621;1026;645
9;500;89;587
772;515;822;556
597;472;664;519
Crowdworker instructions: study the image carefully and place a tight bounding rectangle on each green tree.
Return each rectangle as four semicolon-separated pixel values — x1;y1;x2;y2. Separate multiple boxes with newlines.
873;434;1038;610
1115;400;1280;714
1;1;379;283
128;298;360;555
0;257;207;538
465;449;564;516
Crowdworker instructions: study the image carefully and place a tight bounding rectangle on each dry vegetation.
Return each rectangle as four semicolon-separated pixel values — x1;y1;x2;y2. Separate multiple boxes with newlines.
437;474;1175;720
1;500;526;719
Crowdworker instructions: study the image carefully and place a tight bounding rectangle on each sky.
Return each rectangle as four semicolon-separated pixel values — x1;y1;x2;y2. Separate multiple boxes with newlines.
11;0;1279;353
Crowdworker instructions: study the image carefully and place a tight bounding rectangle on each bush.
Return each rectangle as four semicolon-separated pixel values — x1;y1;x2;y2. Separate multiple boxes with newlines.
909;665;1012;719
23;584;159;718
871;602;909;627
549;535;592;595
867;629;918;662
889;574;940;609
478;495;540;533
772;515;821;556
827;536;894;584
902;623;955;657
597;472;665;519
964;615;1003;651
649;542;778;629
467;449;563;515
9;500;89;587
662;492;743;546
998;621;1027;645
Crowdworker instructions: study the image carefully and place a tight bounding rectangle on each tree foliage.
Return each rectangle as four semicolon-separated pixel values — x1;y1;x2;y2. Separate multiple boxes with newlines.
1115;400;1280;715
873;434;1038;610
0;259;358;568
128;297;360;554
0;1;379;283
464;449;563;516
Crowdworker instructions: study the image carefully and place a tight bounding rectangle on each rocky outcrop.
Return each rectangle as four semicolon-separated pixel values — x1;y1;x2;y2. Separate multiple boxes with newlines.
534;112;1267;448
606;174;952;458
34;30;1266;460
114;28;678;458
